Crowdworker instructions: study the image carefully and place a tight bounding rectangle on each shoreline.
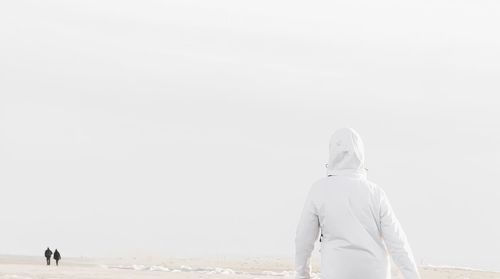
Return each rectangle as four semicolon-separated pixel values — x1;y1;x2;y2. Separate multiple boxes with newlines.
1;255;499;279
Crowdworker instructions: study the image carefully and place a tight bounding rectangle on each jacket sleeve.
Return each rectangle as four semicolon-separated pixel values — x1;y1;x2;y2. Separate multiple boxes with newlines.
379;189;420;279
295;188;320;279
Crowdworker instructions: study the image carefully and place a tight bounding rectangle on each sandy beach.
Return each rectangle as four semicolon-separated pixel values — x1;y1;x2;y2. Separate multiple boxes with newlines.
1;255;499;279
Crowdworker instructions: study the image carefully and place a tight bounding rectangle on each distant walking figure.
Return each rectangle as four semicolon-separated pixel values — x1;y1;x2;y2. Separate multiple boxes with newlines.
53;249;61;266
44;247;52;265
295;128;420;279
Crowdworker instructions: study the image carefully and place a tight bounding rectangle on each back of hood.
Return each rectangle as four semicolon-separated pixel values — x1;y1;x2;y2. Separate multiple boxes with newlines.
327;128;365;175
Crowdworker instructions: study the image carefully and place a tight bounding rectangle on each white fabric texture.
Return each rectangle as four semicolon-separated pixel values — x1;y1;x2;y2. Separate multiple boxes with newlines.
295;128;420;279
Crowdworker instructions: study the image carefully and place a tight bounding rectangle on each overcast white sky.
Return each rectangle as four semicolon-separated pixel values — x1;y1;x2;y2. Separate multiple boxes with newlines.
1;0;499;271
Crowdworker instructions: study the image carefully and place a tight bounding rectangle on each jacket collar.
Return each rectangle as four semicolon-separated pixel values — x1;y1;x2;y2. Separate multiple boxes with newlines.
327;168;367;177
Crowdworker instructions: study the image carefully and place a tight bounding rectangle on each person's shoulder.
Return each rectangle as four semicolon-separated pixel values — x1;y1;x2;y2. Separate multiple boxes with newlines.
365;178;379;189
311;176;329;188
308;176;333;194
302;178;328;201
364;179;385;195
302;177;324;194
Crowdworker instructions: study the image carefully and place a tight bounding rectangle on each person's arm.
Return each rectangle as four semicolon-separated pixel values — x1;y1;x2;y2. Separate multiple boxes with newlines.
379;189;420;279
295;188;320;279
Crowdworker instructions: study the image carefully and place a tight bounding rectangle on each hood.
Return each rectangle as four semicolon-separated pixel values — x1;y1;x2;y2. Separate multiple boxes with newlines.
326;128;366;176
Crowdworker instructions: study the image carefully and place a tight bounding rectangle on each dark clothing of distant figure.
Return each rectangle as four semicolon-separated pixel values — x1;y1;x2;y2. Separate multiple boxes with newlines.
44;248;52;265
53;250;61;266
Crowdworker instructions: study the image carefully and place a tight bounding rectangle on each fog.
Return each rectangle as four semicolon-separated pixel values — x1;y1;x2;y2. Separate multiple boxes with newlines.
1;0;499;271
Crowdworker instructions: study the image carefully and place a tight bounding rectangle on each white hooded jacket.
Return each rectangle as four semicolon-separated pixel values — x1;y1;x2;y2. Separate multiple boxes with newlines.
295;128;420;279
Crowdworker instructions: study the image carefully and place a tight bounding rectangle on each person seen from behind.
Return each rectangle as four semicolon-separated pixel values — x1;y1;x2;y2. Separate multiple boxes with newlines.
54;249;61;266
44;247;52;266
295;128;420;279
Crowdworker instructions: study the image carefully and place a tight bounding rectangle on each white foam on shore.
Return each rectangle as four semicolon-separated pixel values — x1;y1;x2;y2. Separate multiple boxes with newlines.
104;263;500;278
0;275;34;279
422;264;500;273
102;264;318;278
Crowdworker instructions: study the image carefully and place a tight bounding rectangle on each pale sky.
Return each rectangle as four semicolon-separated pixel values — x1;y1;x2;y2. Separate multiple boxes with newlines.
1;0;499;272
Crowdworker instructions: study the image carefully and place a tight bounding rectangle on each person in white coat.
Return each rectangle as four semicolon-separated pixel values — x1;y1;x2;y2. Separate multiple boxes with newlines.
295;128;420;279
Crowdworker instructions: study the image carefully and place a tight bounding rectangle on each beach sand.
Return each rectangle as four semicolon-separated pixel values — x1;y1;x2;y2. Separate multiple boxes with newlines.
1;255;499;279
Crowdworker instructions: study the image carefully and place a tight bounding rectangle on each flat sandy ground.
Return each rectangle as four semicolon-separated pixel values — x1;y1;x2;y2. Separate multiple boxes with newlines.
1;255;499;279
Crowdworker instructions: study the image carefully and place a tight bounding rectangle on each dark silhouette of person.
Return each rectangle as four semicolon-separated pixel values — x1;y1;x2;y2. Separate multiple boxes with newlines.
53;249;61;266
44;247;52;265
